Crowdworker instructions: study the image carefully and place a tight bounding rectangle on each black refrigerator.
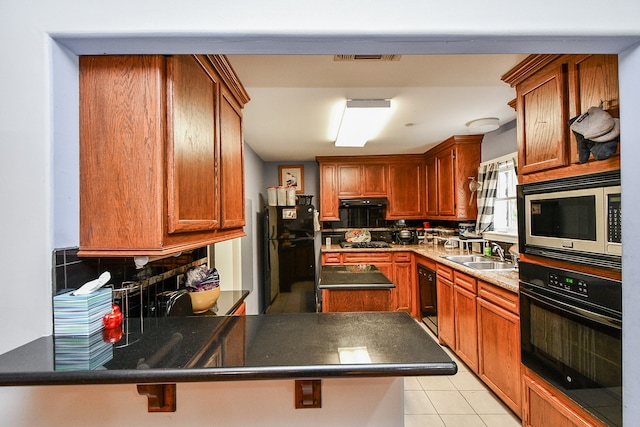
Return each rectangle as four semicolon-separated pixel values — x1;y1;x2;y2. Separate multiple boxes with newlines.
263;205;316;313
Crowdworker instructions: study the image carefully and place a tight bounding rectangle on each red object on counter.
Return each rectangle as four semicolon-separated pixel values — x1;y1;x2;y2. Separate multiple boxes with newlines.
103;304;123;329
102;326;123;343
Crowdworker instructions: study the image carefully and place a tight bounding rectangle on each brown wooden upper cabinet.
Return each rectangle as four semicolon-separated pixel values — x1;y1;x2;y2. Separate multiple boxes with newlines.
79;55;249;257
337;163;387;198
319;163;340;221
423;135;482;221
502;54;620;183
386;160;424;219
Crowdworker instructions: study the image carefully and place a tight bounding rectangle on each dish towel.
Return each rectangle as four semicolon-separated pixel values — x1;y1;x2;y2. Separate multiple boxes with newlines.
313;209;321;232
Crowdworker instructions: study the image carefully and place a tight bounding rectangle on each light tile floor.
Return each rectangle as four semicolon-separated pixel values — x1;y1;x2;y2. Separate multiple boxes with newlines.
265;281;316;314
405;323;521;427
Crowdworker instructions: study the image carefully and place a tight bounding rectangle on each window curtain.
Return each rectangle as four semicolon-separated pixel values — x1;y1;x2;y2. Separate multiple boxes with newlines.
475;162;499;233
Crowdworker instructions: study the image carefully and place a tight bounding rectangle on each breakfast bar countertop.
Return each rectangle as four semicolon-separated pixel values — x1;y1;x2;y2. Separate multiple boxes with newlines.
0;311;456;387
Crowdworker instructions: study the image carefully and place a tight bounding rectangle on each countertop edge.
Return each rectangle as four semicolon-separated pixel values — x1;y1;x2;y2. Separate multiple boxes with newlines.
0;362;457;386
317;283;395;289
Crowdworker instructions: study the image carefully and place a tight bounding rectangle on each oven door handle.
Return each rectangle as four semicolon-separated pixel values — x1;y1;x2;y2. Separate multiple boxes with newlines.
520;286;622;330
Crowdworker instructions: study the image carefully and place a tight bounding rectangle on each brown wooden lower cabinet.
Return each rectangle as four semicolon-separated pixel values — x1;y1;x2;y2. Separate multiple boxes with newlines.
436;264;455;348
453;270;478;373
438;265;523;419
321;288;391;312
522;365;608;427
477;280;521;415
392;252;413;314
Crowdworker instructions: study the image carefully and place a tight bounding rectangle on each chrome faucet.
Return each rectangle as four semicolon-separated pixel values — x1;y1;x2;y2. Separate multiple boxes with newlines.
492;243;506;262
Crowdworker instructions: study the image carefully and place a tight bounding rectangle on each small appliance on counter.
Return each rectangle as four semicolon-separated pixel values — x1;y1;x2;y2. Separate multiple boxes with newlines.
395;229;417;245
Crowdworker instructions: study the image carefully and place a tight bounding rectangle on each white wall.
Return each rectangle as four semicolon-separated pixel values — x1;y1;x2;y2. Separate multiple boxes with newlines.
619;42;640;421
242;143;267;314
0;378;403;427
1;0;639;424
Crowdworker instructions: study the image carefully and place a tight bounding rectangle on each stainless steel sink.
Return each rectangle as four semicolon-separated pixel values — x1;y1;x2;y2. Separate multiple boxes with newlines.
463;261;515;270
443;255;488;263
443;255;516;271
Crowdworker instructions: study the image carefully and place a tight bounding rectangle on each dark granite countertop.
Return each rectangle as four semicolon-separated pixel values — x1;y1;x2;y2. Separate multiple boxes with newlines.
197;290;249;315
318;265;395;289
0;312;456;386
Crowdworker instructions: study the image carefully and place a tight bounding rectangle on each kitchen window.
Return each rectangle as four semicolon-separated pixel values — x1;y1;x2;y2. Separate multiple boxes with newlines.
476;152;518;242
492;159;517;234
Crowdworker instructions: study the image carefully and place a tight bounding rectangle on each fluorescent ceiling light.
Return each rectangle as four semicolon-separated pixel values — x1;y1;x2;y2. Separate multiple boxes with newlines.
335;99;392;147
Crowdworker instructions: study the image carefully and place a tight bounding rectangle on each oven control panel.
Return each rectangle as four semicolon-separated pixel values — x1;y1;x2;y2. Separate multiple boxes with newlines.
548;273;589;297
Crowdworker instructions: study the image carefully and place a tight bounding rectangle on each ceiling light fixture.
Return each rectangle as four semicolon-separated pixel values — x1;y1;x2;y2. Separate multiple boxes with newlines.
466;117;500;134
334;99;392;147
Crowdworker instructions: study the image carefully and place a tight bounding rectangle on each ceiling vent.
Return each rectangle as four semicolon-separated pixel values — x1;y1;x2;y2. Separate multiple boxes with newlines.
334;55;401;62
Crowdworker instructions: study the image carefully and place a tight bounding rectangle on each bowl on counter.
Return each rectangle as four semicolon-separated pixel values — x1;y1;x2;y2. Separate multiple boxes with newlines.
189;287;221;314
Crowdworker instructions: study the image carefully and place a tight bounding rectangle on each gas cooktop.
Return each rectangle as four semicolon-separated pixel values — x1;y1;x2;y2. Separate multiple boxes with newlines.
339;241;391;249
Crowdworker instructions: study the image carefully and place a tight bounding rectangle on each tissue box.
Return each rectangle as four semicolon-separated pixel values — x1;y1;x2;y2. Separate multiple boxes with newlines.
54;330;114;370
53;288;112;336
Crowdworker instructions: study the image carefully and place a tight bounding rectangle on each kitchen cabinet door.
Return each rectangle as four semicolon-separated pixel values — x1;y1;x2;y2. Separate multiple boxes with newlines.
522;366;607;427
362;163;387;196
517;59;568;175
477;281;521;414
453;282;478;373
337;164;361;197
166;55;220;233
436;265;455;348
392;252;413;313
387;161;424;218
435;147;456;217
424;155;438;217
219;84;245;229
337;163;387;198
319;164;340;220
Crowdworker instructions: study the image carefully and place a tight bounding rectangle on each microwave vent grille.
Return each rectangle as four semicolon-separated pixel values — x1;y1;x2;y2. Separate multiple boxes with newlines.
521;170;620;194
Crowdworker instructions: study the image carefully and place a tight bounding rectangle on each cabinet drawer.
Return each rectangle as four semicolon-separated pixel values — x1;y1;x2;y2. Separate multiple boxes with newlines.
343;252;393;264
416;255;436;271
454;270;476;293
393;252;412;263
322;253;342;265
436;263;454;281
478;280;519;314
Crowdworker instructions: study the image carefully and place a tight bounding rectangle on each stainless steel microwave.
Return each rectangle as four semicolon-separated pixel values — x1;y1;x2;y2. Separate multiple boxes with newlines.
517;170;621;270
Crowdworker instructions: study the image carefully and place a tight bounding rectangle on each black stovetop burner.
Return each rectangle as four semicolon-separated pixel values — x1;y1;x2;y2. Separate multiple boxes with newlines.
340;241;391;249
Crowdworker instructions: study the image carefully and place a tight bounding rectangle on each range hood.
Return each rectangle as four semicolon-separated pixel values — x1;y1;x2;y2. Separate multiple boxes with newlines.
339;198;388;207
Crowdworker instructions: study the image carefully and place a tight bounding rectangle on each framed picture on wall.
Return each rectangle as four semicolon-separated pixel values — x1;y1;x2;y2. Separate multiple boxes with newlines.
279;165;304;193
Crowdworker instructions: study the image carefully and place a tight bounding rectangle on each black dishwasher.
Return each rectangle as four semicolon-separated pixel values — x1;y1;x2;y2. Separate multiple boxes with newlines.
418;264;437;335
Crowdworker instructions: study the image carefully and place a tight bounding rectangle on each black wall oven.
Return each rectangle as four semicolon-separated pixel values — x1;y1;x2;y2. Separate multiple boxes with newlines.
519;261;622;426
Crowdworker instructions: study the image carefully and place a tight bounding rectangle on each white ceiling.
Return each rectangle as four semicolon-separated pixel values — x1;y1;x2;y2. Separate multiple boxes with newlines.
227;54;529;161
